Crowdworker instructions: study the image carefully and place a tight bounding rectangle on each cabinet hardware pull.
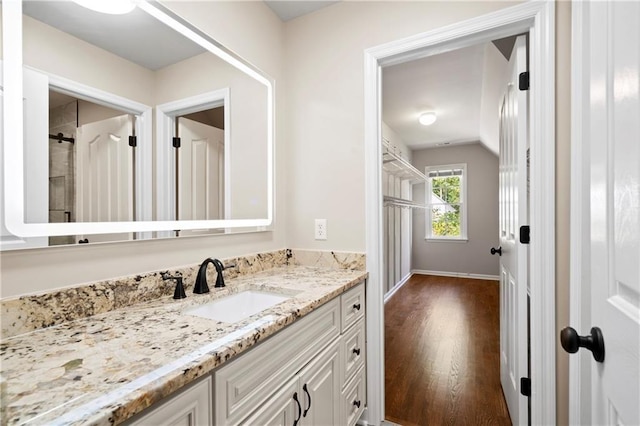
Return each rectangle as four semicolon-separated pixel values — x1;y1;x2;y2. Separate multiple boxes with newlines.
353;303;361;311
353;348;361;356
293;392;302;426
302;383;312;417
353;399;361;408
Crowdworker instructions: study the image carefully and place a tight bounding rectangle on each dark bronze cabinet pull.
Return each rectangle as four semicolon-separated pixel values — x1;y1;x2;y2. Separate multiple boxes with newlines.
353;399;361;408
353;303;361;311
353;348;361;356
302;383;311;417
293;392;302;426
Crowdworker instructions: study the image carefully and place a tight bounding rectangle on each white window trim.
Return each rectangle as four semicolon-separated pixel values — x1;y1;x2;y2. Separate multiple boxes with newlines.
425;163;467;241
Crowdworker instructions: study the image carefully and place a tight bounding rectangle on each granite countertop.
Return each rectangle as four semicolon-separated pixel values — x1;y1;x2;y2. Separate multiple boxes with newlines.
0;266;367;426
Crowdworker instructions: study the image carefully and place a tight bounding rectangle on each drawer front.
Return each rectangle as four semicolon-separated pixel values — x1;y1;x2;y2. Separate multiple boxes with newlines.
215;298;340;425
129;376;211;426
342;318;365;386
342;365;366;426
341;282;365;332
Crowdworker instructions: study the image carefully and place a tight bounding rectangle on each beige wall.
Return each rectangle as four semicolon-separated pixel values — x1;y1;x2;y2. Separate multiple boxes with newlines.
284;2;570;423
284;1;521;251
22;15;155;106
2;1;572;423
0;1;286;298
411;143;499;276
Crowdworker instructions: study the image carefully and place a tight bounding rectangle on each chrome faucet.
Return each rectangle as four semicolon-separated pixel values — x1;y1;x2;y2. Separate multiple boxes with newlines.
194;258;236;293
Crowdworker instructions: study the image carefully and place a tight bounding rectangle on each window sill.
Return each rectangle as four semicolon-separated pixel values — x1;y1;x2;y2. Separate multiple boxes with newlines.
425;238;468;243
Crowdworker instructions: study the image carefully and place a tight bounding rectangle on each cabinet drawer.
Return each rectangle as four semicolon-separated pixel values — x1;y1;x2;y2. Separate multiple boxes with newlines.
129;376;211;426
215;297;340;425
341;282;365;332
342;318;365;386
342;365;366;426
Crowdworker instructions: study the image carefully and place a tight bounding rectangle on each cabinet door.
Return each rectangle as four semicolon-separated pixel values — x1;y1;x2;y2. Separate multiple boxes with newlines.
299;340;341;426
130;377;211;426
240;378;300;426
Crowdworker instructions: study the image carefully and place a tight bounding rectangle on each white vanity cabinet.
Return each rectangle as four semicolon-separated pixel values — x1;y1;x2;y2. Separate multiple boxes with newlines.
128;281;365;426
215;281;366;426
130;377;212;426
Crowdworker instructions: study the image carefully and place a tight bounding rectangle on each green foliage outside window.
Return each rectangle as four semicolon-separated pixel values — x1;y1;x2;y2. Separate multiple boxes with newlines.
430;176;462;237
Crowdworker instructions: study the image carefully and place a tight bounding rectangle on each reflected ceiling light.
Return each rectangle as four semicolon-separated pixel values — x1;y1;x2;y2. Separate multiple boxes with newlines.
73;0;136;15
419;112;437;126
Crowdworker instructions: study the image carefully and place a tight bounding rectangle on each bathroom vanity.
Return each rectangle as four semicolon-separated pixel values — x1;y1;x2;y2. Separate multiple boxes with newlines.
0;265;367;425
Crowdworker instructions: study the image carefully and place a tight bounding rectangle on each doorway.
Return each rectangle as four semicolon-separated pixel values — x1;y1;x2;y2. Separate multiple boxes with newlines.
380;33;526;425
363;2;555;425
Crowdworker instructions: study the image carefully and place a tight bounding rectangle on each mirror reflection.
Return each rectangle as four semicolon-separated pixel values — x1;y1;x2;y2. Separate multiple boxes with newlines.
14;1;270;248
48;91;136;245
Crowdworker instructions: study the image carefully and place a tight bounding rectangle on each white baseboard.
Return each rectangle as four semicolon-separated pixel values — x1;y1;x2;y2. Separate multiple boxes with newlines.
412;269;499;281
383;272;412;303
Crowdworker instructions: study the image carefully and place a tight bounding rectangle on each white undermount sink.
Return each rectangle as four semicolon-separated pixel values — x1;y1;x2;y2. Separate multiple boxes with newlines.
183;290;290;323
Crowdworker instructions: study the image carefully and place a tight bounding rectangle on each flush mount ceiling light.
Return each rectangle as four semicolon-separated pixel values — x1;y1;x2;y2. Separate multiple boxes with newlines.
73;0;136;15
419;112;437;126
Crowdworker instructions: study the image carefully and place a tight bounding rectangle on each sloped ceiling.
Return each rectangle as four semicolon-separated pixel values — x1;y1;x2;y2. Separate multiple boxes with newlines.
382;41;509;154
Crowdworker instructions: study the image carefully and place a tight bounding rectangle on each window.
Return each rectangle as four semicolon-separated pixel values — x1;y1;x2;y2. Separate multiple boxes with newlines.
425;164;467;240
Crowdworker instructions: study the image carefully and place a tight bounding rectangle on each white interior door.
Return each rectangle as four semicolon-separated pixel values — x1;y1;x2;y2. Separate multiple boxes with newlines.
0;66;48;250
76;114;133;243
571;1;640;424
498;34;528;426
177;117;225;226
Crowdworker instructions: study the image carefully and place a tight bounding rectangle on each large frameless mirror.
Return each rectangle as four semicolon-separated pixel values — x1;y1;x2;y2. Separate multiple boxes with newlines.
1;0;273;249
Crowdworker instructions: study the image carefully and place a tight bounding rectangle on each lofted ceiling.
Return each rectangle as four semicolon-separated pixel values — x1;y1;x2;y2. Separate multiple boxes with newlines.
383;43;486;150
383;39;513;154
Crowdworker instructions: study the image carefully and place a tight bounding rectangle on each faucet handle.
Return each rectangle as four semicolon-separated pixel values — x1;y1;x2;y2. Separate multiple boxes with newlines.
162;273;186;300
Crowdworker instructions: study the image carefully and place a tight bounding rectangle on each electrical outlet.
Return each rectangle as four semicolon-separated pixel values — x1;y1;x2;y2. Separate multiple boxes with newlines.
315;219;327;240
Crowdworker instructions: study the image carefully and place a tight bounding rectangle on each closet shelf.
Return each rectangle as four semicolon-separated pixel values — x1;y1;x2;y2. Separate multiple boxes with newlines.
383;195;427;209
382;145;427;184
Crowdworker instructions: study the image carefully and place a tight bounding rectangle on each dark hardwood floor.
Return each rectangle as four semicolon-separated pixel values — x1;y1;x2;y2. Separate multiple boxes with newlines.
384;274;511;426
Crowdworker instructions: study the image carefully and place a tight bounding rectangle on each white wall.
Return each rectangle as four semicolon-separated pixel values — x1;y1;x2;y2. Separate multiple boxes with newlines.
284;1;522;251
0;1;286;298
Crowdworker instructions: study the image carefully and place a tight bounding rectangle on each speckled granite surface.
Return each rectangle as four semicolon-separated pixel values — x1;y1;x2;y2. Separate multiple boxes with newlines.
0;266;367;425
1;249;365;339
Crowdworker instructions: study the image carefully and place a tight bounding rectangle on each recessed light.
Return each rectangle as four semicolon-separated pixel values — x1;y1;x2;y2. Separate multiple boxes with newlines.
419;112;437;126
73;0;136;15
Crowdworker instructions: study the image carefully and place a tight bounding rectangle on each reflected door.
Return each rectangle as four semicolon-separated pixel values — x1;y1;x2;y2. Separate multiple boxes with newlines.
177;117;225;233
76;114;133;243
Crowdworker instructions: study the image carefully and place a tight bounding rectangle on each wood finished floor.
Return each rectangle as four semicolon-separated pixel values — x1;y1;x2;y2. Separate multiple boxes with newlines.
384;274;512;426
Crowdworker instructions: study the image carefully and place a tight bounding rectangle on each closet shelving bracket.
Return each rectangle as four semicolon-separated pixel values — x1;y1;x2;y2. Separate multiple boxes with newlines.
381;141;427;184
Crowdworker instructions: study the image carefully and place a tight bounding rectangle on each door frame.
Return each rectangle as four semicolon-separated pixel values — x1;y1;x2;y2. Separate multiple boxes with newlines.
155;88;231;238
363;2;556;425
568;2;591;423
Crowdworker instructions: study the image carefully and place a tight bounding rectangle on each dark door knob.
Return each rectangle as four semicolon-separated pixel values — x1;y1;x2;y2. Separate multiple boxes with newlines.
560;326;605;362
490;246;502;256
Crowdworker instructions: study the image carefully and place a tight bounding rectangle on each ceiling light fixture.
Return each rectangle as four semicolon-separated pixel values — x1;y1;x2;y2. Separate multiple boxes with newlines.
73;0;136;15
419;112;437;126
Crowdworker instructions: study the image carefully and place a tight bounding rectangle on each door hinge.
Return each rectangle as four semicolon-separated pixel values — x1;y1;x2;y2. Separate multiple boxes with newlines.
520;377;531;397
128;135;137;147
520;225;530;244
519;71;530;91
172;137;181;148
